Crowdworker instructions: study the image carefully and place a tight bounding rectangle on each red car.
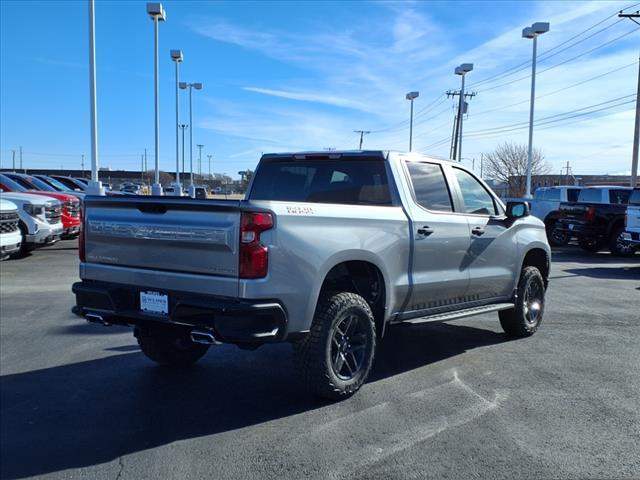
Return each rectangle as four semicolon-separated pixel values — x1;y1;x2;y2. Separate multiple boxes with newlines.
0;173;81;238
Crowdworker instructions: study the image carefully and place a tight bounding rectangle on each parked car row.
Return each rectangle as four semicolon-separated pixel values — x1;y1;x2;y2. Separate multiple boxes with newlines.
0;173;80;260
527;185;639;256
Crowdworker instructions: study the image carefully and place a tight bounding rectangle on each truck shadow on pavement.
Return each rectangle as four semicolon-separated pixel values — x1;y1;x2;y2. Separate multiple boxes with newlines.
0;323;509;479
562;266;640;280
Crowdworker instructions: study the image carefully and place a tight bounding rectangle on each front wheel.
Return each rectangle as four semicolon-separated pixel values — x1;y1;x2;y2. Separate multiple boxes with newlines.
578;236;603;253
609;226;635;257
293;292;377;400
547;224;569;247
135;327;210;367
499;266;546;338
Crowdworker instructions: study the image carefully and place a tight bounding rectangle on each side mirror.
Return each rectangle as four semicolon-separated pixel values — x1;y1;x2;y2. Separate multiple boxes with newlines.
506;201;530;219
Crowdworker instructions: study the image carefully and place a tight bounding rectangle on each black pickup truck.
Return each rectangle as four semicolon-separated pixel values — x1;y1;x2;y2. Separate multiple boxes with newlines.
556;186;635;256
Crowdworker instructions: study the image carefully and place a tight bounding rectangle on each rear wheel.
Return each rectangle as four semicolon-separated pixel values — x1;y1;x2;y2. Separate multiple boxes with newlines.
499;266;545;338
578;236;603;253
293;292;376;400
609;226;635;257
135;327;209;367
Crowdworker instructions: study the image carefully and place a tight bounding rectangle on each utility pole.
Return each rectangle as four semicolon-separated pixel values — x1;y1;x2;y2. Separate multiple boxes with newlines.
81;154;85;177
141;154;145;183
353;130;370;150
207;154;212;178
446;90;476;161
19;146;22;171
197;144;204;178
561;161;572;185
11;150;15;171
480;153;484;178
618;8;639;186
179;124;188;179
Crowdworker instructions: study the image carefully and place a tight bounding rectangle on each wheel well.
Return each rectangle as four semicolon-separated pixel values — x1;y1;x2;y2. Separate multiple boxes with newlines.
522;249;549;288
320;261;386;338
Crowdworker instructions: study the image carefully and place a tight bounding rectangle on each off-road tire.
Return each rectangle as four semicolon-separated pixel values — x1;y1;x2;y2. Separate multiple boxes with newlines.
135;327;209;367
499;266;545;338
609;226;635;257
578;236;603;253
293;292;376;400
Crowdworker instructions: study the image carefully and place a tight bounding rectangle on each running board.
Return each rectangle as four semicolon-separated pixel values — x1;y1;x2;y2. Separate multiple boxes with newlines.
401;303;514;325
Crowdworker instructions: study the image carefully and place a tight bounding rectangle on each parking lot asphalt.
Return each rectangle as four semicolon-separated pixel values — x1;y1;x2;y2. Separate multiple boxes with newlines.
1;241;639;480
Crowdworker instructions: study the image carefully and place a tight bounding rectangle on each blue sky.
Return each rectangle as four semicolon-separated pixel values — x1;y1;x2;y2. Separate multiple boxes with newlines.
1;0;638;178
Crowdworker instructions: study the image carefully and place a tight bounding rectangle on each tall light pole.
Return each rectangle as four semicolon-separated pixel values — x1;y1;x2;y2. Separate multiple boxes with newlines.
454;63;473;162
197;144;204;178
147;3;166;196
207;154;212;178
523;22;550;198
87;0;104;195
179;81;203;197
170;49;183;196
405;91;419;152
179;124;188;188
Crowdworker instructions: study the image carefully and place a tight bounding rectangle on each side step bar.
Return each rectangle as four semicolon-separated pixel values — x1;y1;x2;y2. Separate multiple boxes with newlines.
401;303;514;325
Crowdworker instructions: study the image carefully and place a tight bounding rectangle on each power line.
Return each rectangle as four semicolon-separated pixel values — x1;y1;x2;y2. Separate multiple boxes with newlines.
464;94;636;136
472;61;637;117
468;2;639;89
419;97;636;150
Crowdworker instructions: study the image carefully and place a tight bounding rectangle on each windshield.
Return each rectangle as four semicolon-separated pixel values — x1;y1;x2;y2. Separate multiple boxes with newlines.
0;174;28;192
25;176;57;192
37;175;74;192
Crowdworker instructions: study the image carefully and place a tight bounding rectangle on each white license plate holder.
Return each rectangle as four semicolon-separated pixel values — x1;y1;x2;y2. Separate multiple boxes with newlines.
140;291;169;315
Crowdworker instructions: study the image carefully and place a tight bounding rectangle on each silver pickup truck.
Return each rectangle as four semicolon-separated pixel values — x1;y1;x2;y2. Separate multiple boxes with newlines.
73;151;550;399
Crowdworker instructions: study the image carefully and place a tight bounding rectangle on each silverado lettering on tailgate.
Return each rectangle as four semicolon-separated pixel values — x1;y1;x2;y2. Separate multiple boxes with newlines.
88;220;230;245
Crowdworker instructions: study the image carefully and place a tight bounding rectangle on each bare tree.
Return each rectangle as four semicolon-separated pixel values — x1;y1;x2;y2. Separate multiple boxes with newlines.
482;142;551;197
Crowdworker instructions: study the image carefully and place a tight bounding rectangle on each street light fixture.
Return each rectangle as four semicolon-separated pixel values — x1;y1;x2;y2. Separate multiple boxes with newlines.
179;81;203;197
454;63;473;162
523;21;550;198
405;91;419;152
170;49;183;196
147;2;166;196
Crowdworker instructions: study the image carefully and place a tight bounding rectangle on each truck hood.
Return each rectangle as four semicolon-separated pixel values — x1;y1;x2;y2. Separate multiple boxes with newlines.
25;190;78;203
0;191;51;206
0;198;18;212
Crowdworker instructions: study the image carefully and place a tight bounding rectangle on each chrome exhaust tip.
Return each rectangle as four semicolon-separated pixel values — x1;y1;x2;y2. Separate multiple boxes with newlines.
190;329;220;345
86;313;111;326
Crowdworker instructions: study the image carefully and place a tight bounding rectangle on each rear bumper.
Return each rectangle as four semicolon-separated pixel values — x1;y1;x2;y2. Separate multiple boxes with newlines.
72;280;288;344
556;221;601;237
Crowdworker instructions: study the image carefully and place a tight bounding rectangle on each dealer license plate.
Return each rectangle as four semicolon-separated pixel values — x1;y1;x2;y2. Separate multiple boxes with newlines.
140;291;168;315
568;224;574;230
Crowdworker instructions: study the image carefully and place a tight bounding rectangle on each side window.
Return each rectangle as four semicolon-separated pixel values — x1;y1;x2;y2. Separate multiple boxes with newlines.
609;189;631;204
453;168;497;215
406;162;453;212
567;189;580;203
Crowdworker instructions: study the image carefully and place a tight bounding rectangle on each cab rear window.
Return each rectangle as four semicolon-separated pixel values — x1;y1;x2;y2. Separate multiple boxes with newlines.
249;159;393;206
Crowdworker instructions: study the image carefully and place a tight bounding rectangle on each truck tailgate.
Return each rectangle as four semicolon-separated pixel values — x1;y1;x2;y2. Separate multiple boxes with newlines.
84;196;241;279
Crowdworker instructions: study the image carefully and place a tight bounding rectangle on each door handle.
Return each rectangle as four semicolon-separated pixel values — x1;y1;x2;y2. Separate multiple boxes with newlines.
471;226;485;236
417;226;434;236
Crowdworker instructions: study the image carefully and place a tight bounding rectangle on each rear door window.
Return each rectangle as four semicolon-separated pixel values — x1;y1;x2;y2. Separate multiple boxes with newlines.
249;159;392;205
405;162;453;212
629;189;640;206
578;189;602;203
609;189;631;204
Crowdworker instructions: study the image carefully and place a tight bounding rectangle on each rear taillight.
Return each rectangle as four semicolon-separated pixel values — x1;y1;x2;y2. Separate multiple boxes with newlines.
79;206;86;262
585;206;596;223
239;211;273;278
